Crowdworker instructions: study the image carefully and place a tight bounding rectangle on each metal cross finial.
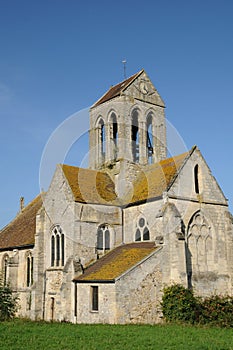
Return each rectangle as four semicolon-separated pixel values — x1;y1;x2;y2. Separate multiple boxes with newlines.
122;59;127;79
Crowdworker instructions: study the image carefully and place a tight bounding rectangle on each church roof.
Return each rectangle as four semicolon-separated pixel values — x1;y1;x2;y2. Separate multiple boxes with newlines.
61;164;118;204
0;194;43;250
131;151;189;204
92;69;144;107
74;242;157;282
62;151;189;206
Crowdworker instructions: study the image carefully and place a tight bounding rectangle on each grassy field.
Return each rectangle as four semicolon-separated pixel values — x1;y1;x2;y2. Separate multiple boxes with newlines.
0;319;233;350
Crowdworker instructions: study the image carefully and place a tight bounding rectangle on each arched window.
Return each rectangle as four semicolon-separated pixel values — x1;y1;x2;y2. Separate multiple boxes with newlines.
187;211;212;278
147;113;154;164
135;216;150;241
2;254;9;286
110;113;118;160
51;225;65;267
26;252;33;287
131;110;139;162
98;118;105;163
97;225;111;251
194;164;199;194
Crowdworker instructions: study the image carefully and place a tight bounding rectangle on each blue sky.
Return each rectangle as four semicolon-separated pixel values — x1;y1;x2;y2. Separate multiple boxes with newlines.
0;0;233;228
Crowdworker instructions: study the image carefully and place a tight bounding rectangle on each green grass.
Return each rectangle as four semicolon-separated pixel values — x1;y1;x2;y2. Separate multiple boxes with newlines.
0;319;233;350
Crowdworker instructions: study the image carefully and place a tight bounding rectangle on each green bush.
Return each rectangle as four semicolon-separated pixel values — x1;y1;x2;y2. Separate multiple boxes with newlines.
199;295;233;327
0;276;19;321
161;284;199;324
161;284;233;327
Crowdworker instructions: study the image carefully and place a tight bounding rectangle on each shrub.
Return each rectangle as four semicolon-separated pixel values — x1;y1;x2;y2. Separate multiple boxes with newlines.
161;284;199;324
0;276;19;321
199;295;233;327
161;283;233;327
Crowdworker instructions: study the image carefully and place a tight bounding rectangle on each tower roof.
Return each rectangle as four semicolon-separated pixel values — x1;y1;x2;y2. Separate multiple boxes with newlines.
92;68;165;109
92;69;144;108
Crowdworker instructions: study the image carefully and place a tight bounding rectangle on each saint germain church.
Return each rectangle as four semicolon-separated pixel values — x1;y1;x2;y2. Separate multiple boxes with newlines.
0;70;232;323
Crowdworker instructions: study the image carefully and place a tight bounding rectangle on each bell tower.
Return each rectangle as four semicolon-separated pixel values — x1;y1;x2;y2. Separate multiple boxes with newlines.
89;69;167;171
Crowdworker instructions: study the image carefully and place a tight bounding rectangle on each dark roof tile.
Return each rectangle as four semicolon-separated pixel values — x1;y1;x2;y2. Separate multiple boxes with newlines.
92;70;143;107
0;195;43;250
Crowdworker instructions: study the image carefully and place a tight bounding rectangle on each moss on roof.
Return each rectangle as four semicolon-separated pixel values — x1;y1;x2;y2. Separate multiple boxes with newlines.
62;152;189;207
131;152;189;203
0;194;43;250
62;164;118;204
75;242;156;282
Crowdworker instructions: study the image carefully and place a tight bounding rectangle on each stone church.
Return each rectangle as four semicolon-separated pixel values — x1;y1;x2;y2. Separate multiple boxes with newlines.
0;69;233;323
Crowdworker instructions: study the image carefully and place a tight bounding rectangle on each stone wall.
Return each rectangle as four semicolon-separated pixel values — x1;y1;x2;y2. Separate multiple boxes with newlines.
115;248;163;324
0;247;35;319
76;282;116;324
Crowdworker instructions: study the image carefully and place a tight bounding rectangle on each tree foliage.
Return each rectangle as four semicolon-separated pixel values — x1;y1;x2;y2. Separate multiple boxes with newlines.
0;276;19;321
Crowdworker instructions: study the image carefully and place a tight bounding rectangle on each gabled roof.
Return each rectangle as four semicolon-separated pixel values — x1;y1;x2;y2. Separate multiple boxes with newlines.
74;242;157;282
92;69;144;107
62;151;190;206
0;194;43;250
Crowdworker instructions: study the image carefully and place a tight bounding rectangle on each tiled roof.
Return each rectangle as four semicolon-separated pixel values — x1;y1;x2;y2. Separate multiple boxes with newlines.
62;164;118;204
131;152;189;203
92;70;143;107
62;151;189;206
0;194;43;250
74;242;157;282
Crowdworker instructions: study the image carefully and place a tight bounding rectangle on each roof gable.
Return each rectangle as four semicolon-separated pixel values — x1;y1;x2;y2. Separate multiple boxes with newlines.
92;70;143;107
0;194;43;250
74;242;157;282
167;147;228;205
92;69;165;108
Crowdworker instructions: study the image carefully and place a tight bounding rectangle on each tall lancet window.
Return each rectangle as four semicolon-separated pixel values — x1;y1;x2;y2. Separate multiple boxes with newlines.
51;225;65;267
131;110;139;162
98;118;105;163
194;164;199;194
2;254;9;286
110;112;118;161
97;224;111;251
147;113;154;164
26;252;34;287
97;118;106;163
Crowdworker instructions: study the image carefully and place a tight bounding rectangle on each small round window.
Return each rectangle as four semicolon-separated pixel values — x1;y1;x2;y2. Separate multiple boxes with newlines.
139;218;145;227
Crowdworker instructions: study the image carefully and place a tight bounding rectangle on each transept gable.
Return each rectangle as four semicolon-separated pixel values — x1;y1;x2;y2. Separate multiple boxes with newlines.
167;146;228;205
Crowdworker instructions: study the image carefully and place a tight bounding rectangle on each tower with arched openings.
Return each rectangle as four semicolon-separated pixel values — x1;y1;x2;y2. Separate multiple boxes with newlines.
89;69;167;171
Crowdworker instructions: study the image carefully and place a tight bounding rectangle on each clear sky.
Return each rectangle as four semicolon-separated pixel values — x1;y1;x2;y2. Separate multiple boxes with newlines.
0;0;233;228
